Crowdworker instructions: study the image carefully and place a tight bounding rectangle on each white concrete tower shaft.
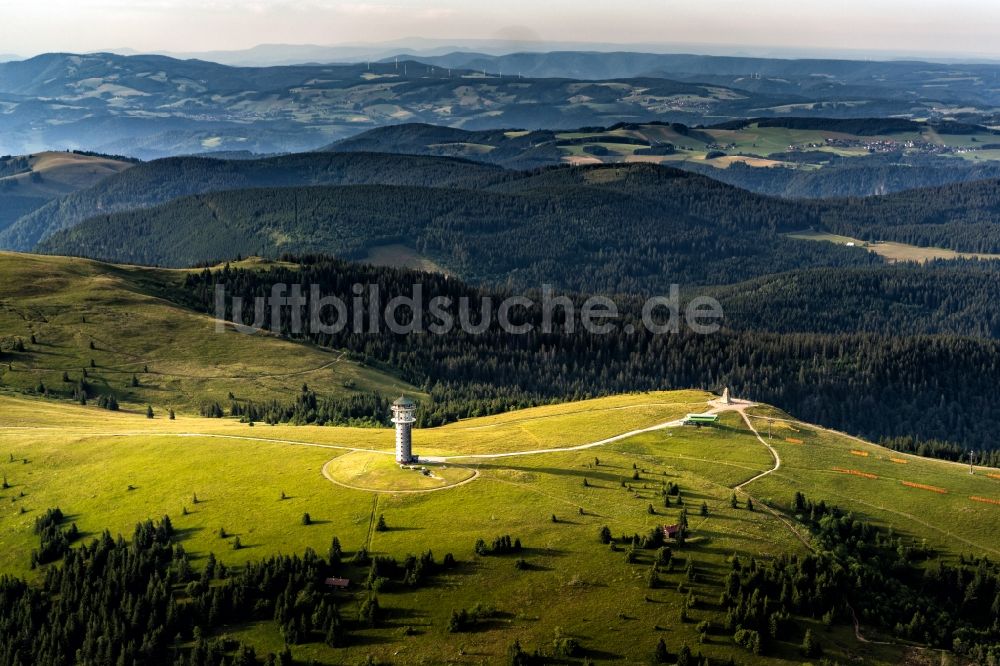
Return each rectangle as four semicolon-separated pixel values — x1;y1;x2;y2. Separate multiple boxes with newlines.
391;396;416;463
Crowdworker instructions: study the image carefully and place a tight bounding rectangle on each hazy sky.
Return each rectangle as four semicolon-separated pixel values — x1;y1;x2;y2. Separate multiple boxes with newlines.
2;0;999;59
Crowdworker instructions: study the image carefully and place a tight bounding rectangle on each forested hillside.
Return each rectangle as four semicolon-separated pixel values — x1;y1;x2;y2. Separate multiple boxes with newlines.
818;178;1000;252
328;120;1000;198
0;152;505;250
37;171;877;289
713;261;1000;338
170;257;1000;452
681;159;1000;199
37;159;1000;286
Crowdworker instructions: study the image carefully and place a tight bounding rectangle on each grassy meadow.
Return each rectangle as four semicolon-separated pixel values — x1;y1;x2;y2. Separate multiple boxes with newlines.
4;389;995;663
786;230;1000;263
0;252;418;412
743;406;1000;560
551;122;1000;173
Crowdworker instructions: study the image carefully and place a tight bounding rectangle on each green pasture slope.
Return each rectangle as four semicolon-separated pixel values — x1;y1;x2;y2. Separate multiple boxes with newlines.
2;389;997;664
0;252;417;412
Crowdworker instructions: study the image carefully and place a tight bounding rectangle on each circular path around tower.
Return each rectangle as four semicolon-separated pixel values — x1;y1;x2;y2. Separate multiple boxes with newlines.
322;450;479;493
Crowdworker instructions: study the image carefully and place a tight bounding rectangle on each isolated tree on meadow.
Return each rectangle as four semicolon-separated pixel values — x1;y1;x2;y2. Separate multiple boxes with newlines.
730;493;739;509
146;405;154;419
375;514;387;532
647;567;659;589
653;637;669;663
507;639;530;666
302;513;312;526
599;525;612;544
700;501;709;516
168;409;175;420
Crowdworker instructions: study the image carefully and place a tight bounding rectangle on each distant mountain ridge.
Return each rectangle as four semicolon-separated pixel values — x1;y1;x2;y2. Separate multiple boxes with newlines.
2;50;999;158
404;50;1000;101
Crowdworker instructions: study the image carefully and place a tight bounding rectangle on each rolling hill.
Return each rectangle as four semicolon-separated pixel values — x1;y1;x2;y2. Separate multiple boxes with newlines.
0;252;418;414
0;389;997;663
710;261;1000;338
7;250;1000;455
5;51;1000;159
407;50;1000;108
34;163;880;289
0;52;809;158
0;151;134;234
0;152;505;251
326;119;1000;197
33;158;1000;285
9;121;1000;256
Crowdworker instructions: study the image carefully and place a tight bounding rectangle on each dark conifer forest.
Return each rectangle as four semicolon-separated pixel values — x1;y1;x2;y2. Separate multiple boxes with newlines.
177;257;1000;455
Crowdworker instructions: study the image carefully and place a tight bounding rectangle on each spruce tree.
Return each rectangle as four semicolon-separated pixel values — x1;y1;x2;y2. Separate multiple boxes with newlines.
654;637;669;663
802;629;821;657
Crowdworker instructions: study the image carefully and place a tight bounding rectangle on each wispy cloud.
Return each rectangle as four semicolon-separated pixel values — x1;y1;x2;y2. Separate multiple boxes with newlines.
333;2;456;19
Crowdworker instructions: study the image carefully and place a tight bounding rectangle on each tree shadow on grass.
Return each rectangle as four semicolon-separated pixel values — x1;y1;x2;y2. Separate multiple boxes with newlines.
173;526;205;543
343;632;395;647
382;607;428;622
581;647;623;661
514;561;553;572
472;462;623;485
519;546;570;558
